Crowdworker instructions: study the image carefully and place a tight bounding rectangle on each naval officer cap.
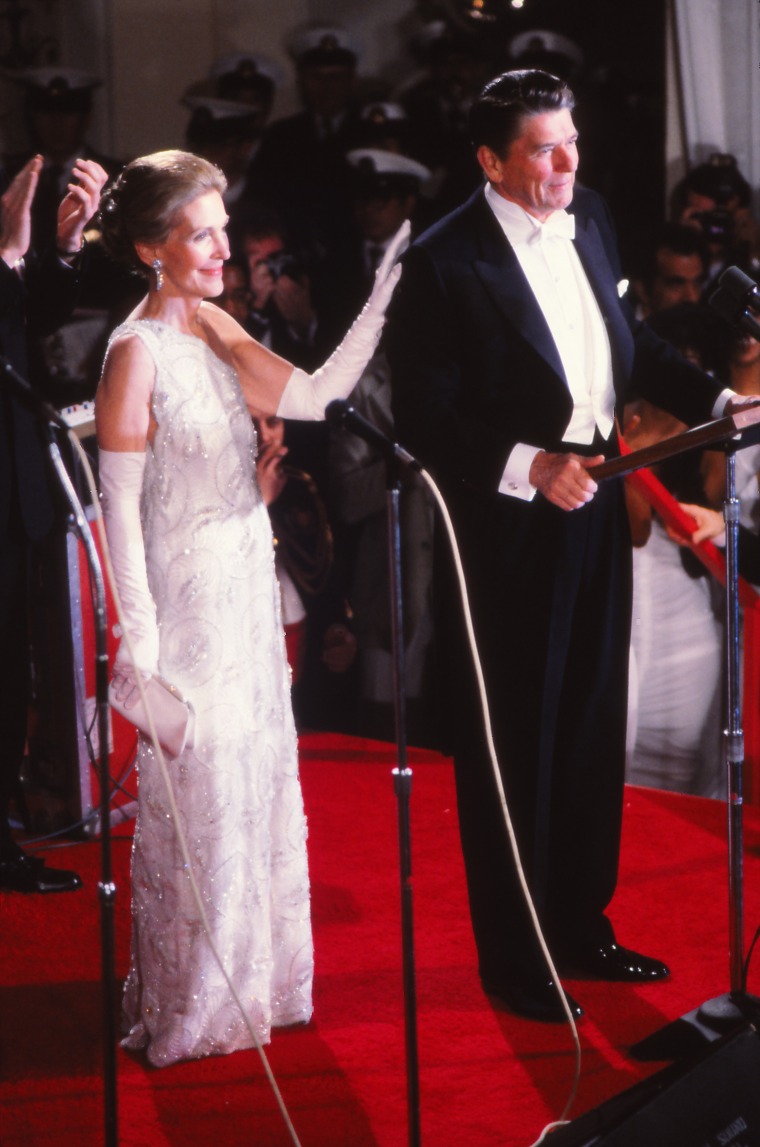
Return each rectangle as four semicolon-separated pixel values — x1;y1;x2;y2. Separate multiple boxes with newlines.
506;29;584;78
347;148;431;198
357;102;413;149
183;95;262;144
288;24;359;70
6;66;102;113
209;53;284;103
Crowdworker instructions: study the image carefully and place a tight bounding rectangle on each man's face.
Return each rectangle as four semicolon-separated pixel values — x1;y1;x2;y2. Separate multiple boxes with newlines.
646;249;705;313
253;414;285;450
478;108;578;222
299;63;355;118
353;191;415;244
219;264;250;323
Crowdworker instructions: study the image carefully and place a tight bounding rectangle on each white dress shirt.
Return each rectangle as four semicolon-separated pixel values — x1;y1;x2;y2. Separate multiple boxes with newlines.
484;184;616;500
484;185;734;500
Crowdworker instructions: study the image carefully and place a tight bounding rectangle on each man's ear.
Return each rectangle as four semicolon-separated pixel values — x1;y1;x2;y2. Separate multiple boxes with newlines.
476;145;503;183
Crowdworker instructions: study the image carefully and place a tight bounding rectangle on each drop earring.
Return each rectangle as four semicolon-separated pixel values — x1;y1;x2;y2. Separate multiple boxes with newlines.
152;258;164;291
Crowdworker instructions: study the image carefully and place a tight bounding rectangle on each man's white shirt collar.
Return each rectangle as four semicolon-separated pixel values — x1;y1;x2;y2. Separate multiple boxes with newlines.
484;182;575;245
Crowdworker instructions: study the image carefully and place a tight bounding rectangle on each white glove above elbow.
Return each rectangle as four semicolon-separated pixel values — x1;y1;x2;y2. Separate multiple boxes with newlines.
99;449;160;676
276;219;410;420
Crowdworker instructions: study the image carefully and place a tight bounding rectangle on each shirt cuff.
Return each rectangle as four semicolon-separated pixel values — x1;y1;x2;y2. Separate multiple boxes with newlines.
713;387;737;418
498;442;541;501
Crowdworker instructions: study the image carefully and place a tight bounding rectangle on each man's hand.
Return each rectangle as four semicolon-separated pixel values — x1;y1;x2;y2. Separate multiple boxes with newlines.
322;623;357;673
257;440;288;506
273;274;316;338
529;450;604;511
56;158;109;256
724;394;760;417
0;154;42;268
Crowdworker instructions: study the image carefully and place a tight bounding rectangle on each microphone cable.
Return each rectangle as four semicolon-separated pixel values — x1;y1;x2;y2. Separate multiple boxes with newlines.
67;428;304;1147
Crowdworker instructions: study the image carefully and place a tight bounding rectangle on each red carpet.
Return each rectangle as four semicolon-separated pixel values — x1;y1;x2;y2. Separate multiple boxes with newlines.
3;732;760;1146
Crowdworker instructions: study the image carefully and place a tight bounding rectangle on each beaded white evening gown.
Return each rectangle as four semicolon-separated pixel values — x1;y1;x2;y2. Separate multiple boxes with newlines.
112;319;313;1067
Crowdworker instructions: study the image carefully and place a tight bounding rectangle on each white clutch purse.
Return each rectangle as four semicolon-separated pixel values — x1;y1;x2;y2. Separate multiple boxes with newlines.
108;675;196;759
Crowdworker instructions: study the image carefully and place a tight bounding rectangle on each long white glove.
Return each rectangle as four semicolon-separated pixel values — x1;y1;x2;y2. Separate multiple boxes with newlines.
276;219;410;420
99;449;160;679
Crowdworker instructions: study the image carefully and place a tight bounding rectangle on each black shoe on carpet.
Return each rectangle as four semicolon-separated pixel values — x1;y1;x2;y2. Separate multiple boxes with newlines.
559;942;670;982
481;973;583;1023
0;852;82;894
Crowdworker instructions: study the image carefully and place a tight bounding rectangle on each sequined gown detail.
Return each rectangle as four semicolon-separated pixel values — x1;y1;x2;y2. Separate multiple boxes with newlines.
114;319;313;1067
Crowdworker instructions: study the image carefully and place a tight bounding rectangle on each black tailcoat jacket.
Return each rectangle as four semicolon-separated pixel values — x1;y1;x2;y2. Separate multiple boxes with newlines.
386;185;724;981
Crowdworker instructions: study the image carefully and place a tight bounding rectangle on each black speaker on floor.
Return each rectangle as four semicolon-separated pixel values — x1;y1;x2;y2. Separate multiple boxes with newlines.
546;1022;760;1146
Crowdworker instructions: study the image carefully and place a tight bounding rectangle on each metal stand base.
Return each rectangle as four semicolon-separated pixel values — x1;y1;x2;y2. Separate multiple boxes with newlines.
631;991;760;1061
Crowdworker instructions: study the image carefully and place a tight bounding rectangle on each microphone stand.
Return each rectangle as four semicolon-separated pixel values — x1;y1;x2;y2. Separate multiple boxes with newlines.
45;429;119;1144
386;452;422;1147
327;402;421;1146
1;358;119;1146
590;408;760;1060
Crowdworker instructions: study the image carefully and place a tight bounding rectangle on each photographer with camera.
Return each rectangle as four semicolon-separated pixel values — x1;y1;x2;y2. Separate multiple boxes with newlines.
627;221;709;319
240;215;320;366
671;153;760;291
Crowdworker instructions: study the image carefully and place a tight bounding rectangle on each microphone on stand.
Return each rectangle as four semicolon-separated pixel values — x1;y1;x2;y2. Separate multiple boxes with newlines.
708;285;760;341
717;265;760;311
0;355;70;430
325;399;422;472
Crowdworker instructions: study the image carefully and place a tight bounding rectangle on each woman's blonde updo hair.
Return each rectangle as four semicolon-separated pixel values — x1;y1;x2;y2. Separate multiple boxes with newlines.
99;149;227;277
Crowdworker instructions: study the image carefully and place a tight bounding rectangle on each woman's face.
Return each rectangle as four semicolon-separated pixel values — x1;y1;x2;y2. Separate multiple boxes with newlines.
150;190;230;299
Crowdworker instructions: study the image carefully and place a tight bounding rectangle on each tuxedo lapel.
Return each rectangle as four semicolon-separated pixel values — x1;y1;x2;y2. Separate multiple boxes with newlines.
466;193;566;382
571;211;634;377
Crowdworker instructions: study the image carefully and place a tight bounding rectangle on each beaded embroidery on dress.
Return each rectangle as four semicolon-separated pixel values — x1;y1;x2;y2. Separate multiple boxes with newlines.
112;318;313;1067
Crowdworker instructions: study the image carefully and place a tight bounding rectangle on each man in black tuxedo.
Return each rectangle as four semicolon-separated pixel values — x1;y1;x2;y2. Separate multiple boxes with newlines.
0;152;107;892
386;70;740;1021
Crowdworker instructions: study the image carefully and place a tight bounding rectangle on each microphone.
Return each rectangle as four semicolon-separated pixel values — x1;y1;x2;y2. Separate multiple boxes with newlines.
0;355;70;430
325;400;421;471
718;265;760;311
709;285;760;341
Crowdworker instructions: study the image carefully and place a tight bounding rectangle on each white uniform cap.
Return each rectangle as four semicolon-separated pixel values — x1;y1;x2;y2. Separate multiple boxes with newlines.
183;95;261;121
209;53;284;91
507;30;584;69
347;148;431;186
288;24;359;68
360;102;407;124
3;66;102;93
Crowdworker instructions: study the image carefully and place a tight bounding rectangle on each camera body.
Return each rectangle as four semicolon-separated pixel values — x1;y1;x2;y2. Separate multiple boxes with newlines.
261;251;305;282
693;207;734;246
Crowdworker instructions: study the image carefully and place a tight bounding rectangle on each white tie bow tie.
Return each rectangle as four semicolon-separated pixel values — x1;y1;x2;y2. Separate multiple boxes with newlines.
528;210;576;244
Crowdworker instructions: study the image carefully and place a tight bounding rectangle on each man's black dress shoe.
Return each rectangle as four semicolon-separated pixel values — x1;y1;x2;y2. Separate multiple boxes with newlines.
560;942;670;982
0;852;82;894
481;975;583;1023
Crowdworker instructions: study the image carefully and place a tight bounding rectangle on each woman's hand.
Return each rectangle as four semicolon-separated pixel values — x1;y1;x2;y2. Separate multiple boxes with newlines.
667;502;726;548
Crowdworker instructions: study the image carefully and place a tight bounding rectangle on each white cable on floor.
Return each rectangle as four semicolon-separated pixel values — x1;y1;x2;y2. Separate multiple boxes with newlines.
68;430;303;1147
417;464;582;1132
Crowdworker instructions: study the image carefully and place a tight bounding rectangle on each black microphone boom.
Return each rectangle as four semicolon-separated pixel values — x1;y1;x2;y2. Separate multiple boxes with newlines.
0;356;70;429
718;265;760;311
325;399;421;471
709;285;760;342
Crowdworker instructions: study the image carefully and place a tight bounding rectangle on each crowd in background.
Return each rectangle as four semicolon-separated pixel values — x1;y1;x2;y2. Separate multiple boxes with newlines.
4;16;760;795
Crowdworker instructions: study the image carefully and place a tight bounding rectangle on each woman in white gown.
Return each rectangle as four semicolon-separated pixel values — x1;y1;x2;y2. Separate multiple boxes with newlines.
95;151;405;1067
